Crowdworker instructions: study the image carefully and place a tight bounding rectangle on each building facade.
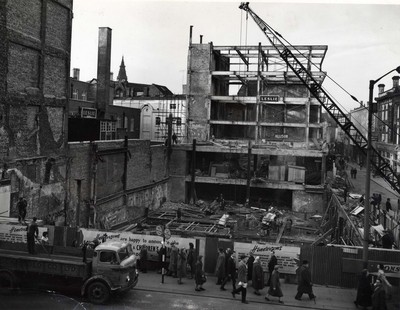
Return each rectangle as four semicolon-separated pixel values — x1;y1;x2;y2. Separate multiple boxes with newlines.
0;0;72;222
375;76;400;175
169;37;330;213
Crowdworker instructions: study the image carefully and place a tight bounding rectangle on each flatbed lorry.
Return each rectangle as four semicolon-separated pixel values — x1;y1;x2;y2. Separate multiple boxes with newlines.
0;240;139;304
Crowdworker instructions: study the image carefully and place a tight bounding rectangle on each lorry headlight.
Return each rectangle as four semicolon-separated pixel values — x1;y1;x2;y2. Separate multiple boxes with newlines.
126;275;130;282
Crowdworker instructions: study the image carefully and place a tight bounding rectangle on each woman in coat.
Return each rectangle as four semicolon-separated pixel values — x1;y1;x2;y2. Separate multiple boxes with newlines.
177;247;187;284
195;255;205;291
215;248;226;285
354;269;372;309
168;242;178;277
265;264;283;303
371;279;387;310
252;256;264;295
267;251;277;286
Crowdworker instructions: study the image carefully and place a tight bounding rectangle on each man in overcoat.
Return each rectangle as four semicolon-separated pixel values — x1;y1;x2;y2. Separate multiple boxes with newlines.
295;260;316;301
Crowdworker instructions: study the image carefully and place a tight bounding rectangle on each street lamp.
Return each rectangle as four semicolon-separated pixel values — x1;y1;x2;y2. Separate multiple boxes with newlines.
363;66;400;268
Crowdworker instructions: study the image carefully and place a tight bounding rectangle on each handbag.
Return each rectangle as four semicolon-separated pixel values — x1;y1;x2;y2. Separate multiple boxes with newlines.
238;281;248;288
201;273;207;284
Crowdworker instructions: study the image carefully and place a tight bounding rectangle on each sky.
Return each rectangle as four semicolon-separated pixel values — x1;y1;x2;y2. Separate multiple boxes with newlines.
70;0;400;112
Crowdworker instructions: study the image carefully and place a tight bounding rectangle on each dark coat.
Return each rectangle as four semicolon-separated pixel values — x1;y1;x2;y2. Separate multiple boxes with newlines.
215;252;226;278
355;274;372;307
195;259;204;285
177;250;187;278
247;255;255;280
372;284;387;310
169;246;178;272
268;255;278;273
252;261;264;290
297;265;313;294
268;269;283;297
226;255;236;279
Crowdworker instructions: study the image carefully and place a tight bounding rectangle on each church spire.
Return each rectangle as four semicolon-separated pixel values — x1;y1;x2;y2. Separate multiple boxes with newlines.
117;56;128;82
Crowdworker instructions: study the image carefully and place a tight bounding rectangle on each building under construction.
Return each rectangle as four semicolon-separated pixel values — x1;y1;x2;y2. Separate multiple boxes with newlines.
169;28;330;216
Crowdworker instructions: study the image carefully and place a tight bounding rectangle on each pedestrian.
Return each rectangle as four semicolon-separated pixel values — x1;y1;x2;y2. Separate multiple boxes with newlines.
172;132;178;144
295;260;316;301
371;279;387;310
343;186;348;203
354;269;372;309
232;254;249;304
215;248;226;285
17;197;27;223
177;247;187;284
195;255;205;291
26;217;39;254
377;264;392;300
265;264;284;303
267;250;278;286
350;168;354;179
252;256;264;296
221;249;236;291
247;252;255;282
187;242;196;279
354;168;357;179
377;194;382;208
139;245;148;273
168;242;178;277
385;198;392;212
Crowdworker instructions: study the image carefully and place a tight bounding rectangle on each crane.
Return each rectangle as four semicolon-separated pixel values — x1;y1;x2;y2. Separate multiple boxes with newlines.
239;2;400;195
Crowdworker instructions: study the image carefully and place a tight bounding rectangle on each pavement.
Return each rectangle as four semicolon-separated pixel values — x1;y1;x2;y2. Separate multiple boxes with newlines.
136;271;359;310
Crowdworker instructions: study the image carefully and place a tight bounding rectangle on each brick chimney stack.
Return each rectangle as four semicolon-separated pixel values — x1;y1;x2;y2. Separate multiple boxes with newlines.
378;84;385;94
73;68;80;80
96;27;112;118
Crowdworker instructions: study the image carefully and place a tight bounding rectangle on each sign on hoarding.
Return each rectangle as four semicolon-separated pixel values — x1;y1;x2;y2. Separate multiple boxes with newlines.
234;241;300;274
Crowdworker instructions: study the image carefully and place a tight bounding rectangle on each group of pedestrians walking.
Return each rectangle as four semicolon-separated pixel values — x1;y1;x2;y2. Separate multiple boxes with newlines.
354;265;392;310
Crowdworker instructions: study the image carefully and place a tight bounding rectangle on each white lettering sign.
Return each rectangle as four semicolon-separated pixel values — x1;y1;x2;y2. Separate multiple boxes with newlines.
0;223;47;243
234;241;300;274
79;228;195;261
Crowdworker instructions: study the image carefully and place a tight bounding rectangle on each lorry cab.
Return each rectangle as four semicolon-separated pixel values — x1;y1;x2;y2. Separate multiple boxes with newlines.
83;241;139;304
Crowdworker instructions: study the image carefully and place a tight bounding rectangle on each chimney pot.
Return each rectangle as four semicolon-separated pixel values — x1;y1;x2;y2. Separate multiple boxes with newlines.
393;76;399;88
378;84;385;94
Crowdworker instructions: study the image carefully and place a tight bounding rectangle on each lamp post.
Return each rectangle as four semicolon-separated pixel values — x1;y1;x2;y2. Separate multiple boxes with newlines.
363;66;400;268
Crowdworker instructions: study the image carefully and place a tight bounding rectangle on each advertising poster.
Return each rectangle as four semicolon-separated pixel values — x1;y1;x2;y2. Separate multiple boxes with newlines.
234;241;300;274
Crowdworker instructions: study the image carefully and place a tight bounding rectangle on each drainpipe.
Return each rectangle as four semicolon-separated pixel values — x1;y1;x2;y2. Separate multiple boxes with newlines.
191;139;196;203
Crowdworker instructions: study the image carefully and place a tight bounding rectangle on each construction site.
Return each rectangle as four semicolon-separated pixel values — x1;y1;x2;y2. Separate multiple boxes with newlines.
116;3;400;252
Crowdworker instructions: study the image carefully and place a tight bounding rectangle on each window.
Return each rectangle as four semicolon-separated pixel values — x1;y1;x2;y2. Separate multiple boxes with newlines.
82;91;87;101
100;251;118;263
72;89;78;100
155;117;161;125
100;121;116;140
124;116;128;129
130;118;134;132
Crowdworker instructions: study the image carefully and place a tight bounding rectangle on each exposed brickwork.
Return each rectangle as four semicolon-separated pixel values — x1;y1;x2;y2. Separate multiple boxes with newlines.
6;0;41;39
43;55;67;97
68;140;169;227
7;43;40;92
0;0;72;220
46;1;69;51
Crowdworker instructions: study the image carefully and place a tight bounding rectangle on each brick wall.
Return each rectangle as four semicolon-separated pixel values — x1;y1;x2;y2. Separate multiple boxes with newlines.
68;139;169;228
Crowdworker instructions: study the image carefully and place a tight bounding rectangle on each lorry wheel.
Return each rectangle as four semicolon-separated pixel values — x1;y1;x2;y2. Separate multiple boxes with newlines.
87;281;110;304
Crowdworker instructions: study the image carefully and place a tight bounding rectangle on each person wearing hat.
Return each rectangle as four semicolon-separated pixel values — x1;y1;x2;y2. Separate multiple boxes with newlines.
168;242;178;277
354;269;372;309
265;264;283;303
232;254;249;304
252;256;264;295
215;248;226;285
295;260;316;301
26;217;39;254
221;249;236;291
